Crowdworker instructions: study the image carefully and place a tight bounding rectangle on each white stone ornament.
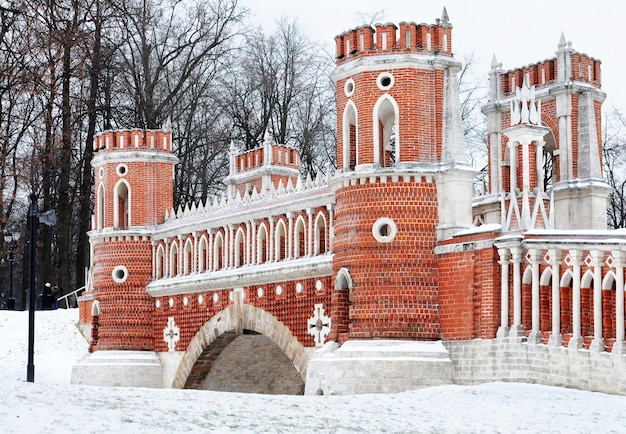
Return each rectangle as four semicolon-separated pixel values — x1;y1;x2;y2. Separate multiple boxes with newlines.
510;73;541;126
307;303;331;346
163;317;180;352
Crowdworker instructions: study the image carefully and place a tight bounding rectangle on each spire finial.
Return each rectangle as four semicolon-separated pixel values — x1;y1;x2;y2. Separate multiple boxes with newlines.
440;6;450;26
558;32;566;50
491;54;499;71
440;7;450;25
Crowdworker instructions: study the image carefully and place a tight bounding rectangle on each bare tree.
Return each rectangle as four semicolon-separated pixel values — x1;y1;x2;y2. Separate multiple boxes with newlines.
221;18;336;174
113;0;244;129
603;108;626;229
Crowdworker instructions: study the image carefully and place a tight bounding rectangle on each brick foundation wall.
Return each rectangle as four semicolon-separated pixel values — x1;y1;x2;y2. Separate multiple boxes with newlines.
334;177;440;339
91;238;155;351
437;231;500;340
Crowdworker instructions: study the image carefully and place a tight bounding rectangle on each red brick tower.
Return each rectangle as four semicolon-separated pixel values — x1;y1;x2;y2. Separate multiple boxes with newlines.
89;129;178;351
331;13;475;341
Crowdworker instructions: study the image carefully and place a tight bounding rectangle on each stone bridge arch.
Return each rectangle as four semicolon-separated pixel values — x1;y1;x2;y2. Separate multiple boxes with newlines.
171;303;309;392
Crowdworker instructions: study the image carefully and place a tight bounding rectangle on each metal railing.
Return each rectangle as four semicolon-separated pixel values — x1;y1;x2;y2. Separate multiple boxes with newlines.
56;286;85;309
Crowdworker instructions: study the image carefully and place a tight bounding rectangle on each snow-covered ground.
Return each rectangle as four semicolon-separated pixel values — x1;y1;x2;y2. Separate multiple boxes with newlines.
2;309;626;433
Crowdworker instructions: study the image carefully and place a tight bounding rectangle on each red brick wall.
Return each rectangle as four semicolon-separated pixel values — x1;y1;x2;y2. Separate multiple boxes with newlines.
152;276;333;352
336;67;445;168
333;178;440;339
90;238;155;350
437;234;500;340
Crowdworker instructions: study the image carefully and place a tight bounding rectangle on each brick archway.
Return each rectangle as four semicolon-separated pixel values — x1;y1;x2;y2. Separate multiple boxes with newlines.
171;304;309;389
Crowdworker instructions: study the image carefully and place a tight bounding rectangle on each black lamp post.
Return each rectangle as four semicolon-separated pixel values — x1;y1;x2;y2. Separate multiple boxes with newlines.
3;231;20;311
26;193;56;383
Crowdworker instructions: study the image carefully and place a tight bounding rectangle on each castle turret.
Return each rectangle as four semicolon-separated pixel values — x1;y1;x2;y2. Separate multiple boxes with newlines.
330;12;475;341
223;131;301;199
480;34;611;231
88;129;178;351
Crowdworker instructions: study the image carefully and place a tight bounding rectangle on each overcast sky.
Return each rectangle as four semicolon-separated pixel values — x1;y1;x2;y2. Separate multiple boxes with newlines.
239;0;625;112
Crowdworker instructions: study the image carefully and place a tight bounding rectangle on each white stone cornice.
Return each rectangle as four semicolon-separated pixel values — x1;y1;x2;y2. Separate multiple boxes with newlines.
332;53;462;82
91;150;179;168
147;255;333;297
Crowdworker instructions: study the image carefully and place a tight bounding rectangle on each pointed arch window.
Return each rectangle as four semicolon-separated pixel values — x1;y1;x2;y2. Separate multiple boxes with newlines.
541;130;557;191
114;180;130;229
342;102;358;170
275;220;287;261
155;245;165;279
257;224;268;263
97;183;105;230
170;241;179;277
294;217;306;258
314;213;327;255
214;232;224;271
198;236;208;273
235;228;246;267
373;95;399;167
183;238;193;275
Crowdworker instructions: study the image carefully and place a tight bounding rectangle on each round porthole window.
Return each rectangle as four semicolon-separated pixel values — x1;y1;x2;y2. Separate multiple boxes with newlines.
257;287;265;298
344;78;355;97
376;72;394;90
99;167;104;179
116;164;128;177
372;217;398;243
111;265;129;283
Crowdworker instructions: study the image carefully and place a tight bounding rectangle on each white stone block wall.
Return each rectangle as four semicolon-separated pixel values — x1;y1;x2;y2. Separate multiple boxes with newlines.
445;339;626;395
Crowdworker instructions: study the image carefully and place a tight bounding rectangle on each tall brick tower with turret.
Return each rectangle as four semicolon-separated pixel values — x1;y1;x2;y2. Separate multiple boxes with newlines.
308;10;475;394
73;129;178;386
329;10;475;342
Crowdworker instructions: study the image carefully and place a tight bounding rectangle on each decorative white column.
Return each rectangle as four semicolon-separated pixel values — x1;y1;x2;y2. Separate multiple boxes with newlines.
509;246;524;338
535;139;545;195
286;212;293;260
231;225;237;268
164;237;169;277
590;250;605;352
307;208;313;257
250;220;257;265
569;249;583;352
192;231;198;274
612;250;625;355
497;247;511;338
548;248;563;348
151;241;157;279
245;221;251;265
177;235;183;276
327;204;334;252
509;140;518;194
528;248;543;344
268;217;275;262
208;230;214;271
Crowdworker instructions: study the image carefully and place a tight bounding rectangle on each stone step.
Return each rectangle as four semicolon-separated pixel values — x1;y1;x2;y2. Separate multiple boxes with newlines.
333;340;451;361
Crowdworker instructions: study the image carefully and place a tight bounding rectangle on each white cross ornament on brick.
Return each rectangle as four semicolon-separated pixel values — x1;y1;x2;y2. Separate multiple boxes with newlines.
307;303;331;346
163;316;180;352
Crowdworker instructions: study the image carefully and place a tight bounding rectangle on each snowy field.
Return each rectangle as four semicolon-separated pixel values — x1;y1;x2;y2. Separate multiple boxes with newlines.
2;309;626;433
